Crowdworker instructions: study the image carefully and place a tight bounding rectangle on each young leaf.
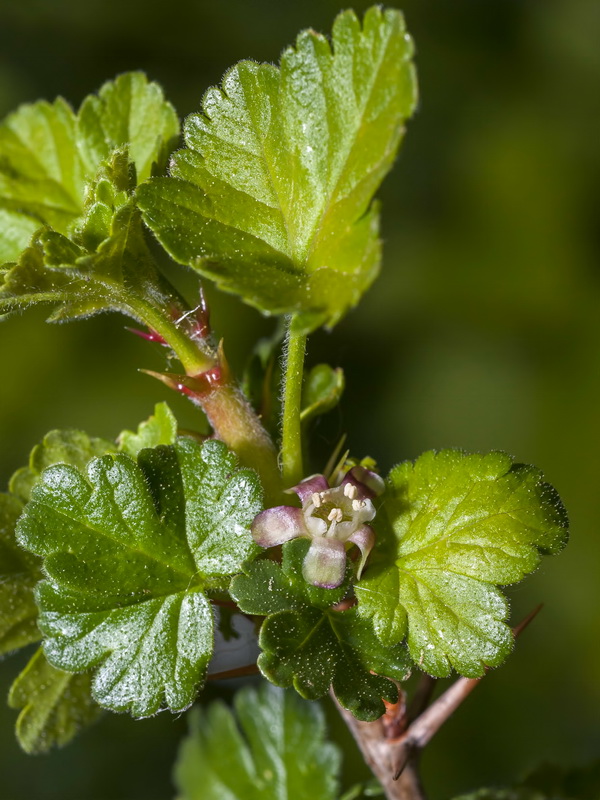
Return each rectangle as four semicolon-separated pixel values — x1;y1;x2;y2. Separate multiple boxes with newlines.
231;539;411;721
0;180;177;325
77;72;179;184
301;363;345;425
10;428;116;503
0;208;40;263
8;648;101;755
138;7;417;333
0;73;178;254
0;493;41;656
0;75;185;333
355;450;569;678
16;438;262;717
174;684;341;800
117;401;178;458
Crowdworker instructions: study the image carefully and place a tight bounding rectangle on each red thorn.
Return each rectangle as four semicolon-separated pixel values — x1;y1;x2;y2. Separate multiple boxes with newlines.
126;327;167;345
141;366;223;399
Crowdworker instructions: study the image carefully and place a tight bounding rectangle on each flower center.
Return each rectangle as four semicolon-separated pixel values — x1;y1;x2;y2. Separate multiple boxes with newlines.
303;483;373;539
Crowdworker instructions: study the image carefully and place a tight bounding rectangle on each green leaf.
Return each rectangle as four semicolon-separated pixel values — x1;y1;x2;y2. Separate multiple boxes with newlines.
231;539;411;721
1;428;115;656
174;683;340;800
10;428;116;503
0;493;41;656
138;7;417;333
17;438;262;716
8;647;101;755
0;73;178;249
117;402;178;458
0;180;177;325
77;72;179;184
1;427;117;752
301;363;345;424
355;450;569;678
0;208;40;263
0;74;183;329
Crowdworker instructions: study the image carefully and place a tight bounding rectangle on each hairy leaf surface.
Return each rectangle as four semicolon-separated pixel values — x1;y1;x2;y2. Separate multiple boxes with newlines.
355;450;568;677
17;438;262;716
138;7;417;332
231;539;411;720
174;684;340;800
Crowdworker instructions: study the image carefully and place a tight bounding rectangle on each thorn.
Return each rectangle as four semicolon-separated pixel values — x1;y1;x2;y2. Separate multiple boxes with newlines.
126;327;167;345
512;603;543;639
141;367;223;399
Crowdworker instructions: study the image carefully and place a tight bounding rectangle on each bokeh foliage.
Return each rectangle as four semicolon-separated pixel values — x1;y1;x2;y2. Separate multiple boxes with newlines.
0;0;598;799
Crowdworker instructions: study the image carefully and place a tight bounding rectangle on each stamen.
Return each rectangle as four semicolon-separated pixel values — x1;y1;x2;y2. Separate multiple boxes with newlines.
352;499;362;511
327;507;343;523
344;483;357;499
312;492;322;508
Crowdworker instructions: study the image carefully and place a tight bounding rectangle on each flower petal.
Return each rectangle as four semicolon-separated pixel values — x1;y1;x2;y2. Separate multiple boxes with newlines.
302;538;347;589
342;466;385;500
288;474;329;502
251;506;307;548
348;525;375;578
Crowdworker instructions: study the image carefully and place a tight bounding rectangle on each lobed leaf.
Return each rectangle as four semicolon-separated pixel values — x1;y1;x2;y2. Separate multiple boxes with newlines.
117;401;178;458
231;539;411;721
10;428;115;503
1;427;117;753
138;7;417;333
0;493;41;656
355;450;569;678
17;438;262;716
174;683;340;800
8;648;101;755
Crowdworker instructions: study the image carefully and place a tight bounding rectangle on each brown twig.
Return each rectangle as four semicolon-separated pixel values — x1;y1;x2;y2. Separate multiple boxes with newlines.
406;675;437;725
332;605;543;800
391;603;544;779
206;664;260;681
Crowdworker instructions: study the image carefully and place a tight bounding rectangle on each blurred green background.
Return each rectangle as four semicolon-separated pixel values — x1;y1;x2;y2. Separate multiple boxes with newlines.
0;0;599;798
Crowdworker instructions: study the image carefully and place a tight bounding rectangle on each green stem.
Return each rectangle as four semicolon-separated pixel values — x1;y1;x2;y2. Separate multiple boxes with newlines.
281;317;307;487
120;284;282;501
128;294;215;374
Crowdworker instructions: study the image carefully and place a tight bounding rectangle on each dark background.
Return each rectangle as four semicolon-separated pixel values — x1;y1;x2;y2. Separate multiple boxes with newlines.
0;0;599;798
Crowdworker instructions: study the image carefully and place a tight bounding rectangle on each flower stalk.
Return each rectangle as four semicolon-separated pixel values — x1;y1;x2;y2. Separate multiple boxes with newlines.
280;317;307;488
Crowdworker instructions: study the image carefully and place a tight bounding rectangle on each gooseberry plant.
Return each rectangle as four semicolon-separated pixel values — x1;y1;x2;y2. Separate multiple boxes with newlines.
0;7;570;800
